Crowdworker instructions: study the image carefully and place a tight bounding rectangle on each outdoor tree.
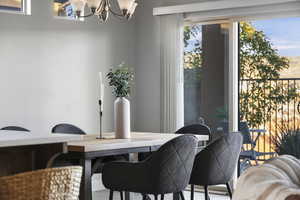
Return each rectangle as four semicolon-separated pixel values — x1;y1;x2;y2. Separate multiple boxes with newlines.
184;22;298;128
239;22;297;128
184;25;202;85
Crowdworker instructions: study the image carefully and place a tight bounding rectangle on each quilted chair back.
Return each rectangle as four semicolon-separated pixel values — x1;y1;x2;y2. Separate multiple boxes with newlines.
0;126;30;132
52;123;86;135
190;132;243;185
148;135;198;194
176;124;211;141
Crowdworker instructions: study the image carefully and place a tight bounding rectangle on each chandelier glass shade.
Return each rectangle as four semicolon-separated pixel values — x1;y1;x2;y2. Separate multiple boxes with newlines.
69;0;138;22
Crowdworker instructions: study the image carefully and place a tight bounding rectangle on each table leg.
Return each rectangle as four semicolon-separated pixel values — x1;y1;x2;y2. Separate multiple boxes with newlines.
0;143;67;177
80;159;92;200
125;192;130;200
237;158;241;177
173;192;180;200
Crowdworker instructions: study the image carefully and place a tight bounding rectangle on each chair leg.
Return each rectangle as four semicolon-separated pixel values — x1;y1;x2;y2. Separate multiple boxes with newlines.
238;158;241;177
120;191;123;200
109;190;114;200
204;185;210;200
161;194;165;200
191;184;194;200
226;183;233;199
255;158;259;166
180;191;185;200
142;194;150;200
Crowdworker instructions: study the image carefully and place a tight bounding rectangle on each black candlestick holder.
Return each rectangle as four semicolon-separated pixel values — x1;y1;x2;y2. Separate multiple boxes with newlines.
96;100;104;139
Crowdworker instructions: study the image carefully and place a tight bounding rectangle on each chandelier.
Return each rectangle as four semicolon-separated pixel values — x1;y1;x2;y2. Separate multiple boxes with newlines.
69;0;138;22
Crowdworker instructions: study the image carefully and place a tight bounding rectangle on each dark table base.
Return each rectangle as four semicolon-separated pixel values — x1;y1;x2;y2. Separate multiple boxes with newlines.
0;143;67;176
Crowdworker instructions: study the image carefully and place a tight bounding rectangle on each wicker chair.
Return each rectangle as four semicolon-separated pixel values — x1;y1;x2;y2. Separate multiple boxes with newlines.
0;166;82;200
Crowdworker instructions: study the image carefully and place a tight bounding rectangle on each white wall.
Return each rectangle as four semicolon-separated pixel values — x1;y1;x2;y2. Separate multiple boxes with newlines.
134;0;161;132
0;0;136;134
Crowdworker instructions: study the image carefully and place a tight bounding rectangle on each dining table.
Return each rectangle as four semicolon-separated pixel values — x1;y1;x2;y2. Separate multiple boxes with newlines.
0;130;83;176
67;132;209;200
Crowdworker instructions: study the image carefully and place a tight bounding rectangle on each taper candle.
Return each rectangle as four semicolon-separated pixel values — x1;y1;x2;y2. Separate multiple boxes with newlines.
99;72;104;99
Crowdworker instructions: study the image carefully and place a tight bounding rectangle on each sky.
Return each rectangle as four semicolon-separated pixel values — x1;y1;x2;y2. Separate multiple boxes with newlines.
252;17;300;57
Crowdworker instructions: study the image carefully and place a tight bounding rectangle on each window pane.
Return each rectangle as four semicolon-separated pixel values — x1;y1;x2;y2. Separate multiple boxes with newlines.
184;23;230;131
184;25;203;125
0;0;22;12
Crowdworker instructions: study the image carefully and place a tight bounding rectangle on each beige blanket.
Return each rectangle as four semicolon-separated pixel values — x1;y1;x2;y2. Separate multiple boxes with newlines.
233;155;300;200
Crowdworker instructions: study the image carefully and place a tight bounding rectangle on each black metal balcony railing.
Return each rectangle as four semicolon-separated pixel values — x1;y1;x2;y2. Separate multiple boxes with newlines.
239;78;300;161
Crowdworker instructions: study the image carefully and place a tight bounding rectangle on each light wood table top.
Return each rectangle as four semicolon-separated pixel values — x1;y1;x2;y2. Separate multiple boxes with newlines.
68;132;209;152
0;131;83;148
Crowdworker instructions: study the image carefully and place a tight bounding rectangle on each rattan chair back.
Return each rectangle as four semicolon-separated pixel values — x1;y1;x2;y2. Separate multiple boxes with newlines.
0;166;82;200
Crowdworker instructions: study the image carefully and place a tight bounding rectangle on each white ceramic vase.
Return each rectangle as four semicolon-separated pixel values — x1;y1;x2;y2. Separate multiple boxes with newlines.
114;97;131;139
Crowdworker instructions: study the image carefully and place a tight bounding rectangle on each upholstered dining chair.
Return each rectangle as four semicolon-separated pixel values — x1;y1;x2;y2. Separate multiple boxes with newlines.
50;123;126;174
188;132;243;200
175;124;211;144
52;123;85;135
47;123;86;168
102;135;198;200
138;124;211;162
0;126;30;132
0;166;82;200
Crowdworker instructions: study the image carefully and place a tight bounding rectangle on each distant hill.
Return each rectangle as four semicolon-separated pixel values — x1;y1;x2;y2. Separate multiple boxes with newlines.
280;56;300;78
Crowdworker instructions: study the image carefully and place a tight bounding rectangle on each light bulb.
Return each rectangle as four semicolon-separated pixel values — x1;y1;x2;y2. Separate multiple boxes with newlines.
117;0;135;13
98;1;109;22
86;0;102;8
126;2;137;19
70;0;86;11
128;2;137;14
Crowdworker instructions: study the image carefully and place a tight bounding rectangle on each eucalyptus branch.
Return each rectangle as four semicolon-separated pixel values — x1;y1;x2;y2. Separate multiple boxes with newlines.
107;63;134;98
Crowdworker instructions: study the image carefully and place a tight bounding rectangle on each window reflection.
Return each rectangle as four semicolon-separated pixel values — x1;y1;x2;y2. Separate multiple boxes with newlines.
0;0;22;12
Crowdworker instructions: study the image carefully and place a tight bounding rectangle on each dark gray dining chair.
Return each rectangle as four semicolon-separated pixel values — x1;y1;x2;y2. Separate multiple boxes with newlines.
176;124;211;143
50;123;126;174
139;124;211;161
48;123;87;168
0;126;30;132
52;123;85;134
1;125;33;170
188;132;243;200
102;135;198;200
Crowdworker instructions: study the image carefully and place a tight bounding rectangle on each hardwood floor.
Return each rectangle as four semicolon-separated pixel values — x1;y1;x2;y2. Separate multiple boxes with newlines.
93;190;230;200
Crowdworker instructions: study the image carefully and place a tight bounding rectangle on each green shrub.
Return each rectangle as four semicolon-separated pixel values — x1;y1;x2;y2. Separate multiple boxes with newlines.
272;126;300;159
